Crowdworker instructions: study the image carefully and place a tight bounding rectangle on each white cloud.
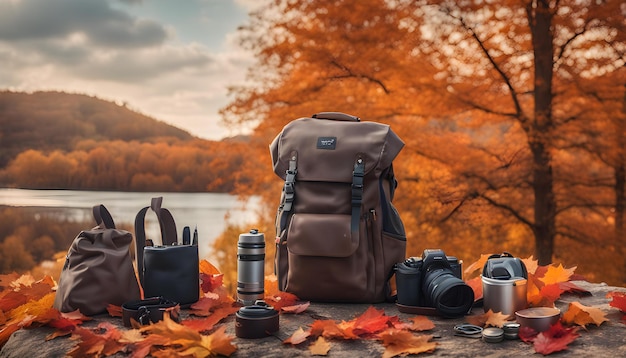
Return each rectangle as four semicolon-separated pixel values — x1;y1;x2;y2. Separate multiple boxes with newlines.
0;0;256;140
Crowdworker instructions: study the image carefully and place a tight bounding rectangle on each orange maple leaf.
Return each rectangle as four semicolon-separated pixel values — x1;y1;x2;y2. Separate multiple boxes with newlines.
540;264;576;286
199;259;222;275
281;301;310;314
138;313;236;357
527;263;579;307
406;316;435;332
558;281;590;296
561;301;607;327
47;309;91;332
309;319;348;339
465;276;483;302
463;254;491;277
347;306;391;337
466;309;511;328
180;326;237;357
0;273;21;289
379;329;436;358
182;305;240;333
190;295;236;317
284;327;311;345
536;283;566;307
0;323;20;348
607;291;626;313
0;274;56;312
526;274;545;306
200;272;225;294
522;256;539;275
67;322;127;357
0;291;29;312
198;259;228;295
309;336;331;356
106;304;123;318
263;274;299;311
607;291;626;322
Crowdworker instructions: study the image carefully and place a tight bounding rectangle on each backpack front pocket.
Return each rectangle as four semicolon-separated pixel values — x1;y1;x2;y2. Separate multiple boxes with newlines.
285;213;368;301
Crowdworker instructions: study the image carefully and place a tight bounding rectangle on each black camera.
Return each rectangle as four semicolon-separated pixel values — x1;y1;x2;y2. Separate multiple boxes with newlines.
396;249;474;317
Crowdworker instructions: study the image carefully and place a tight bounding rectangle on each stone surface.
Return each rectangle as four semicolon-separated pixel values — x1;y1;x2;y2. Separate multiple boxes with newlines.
1;281;625;357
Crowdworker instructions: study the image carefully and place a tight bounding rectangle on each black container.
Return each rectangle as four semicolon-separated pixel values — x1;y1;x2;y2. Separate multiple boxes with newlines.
235;301;279;339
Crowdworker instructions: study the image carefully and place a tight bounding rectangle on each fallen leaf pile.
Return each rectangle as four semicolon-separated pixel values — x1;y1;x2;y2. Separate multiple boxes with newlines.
1;255;625;357
283;306;437;357
0;260;239;357
519;321;580;355
462;255;618;355
464;255;589;308
0;273;91;347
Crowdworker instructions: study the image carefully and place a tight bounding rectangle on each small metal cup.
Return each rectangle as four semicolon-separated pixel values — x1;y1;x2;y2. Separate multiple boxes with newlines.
481;275;527;317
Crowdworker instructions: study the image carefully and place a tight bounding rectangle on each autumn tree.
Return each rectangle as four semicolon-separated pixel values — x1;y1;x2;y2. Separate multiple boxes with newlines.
223;0;625;282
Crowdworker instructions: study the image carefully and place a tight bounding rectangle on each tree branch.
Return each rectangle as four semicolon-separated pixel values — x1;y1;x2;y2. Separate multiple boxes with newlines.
443;8;524;121
329;60;390;94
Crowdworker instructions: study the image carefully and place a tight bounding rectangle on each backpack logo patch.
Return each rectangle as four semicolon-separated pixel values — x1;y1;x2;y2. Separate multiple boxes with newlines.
317;136;337;150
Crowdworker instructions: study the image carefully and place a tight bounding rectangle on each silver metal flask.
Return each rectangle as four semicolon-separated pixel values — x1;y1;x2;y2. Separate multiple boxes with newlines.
237;229;265;305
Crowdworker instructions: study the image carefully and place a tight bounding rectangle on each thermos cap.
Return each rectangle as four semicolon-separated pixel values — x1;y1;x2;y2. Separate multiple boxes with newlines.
238;229;264;244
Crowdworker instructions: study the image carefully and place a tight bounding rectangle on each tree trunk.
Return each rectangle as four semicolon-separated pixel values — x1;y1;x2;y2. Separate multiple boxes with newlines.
528;0;556;265
618;81;626;283
616;82;626;242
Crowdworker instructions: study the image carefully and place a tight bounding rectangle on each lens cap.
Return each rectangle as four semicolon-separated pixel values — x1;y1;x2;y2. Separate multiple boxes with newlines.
235;301;279;339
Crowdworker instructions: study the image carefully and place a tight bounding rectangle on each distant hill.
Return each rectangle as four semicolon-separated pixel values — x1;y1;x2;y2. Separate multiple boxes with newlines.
0;91;194;167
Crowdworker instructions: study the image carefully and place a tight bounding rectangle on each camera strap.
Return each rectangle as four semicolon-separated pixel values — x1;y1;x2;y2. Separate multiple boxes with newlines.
121;297;179;327
453;324;483;339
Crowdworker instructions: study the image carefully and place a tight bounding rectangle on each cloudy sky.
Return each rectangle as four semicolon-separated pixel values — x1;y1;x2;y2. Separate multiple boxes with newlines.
0;0;263;140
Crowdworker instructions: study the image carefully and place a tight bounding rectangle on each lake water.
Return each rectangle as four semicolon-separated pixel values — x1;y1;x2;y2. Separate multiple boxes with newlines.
0;188;260;260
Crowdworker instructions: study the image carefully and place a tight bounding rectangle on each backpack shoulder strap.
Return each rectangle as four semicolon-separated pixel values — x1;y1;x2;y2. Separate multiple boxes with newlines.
92;204;116;229
134;197;179;285
134;206;150;285
150;197;178;246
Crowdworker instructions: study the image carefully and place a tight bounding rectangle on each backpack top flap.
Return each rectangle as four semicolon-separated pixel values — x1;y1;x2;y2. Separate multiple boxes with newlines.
271;116;404;182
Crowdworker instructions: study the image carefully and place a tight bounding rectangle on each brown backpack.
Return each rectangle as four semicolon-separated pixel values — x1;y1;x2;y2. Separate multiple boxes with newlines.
270;112;406;302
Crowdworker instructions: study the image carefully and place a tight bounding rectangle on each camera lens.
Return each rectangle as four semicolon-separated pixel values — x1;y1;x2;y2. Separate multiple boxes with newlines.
237;229;265;306
423;268;474;317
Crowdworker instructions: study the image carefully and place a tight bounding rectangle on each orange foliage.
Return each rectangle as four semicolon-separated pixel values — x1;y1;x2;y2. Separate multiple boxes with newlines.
222;0;626;288
3;139;249;193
